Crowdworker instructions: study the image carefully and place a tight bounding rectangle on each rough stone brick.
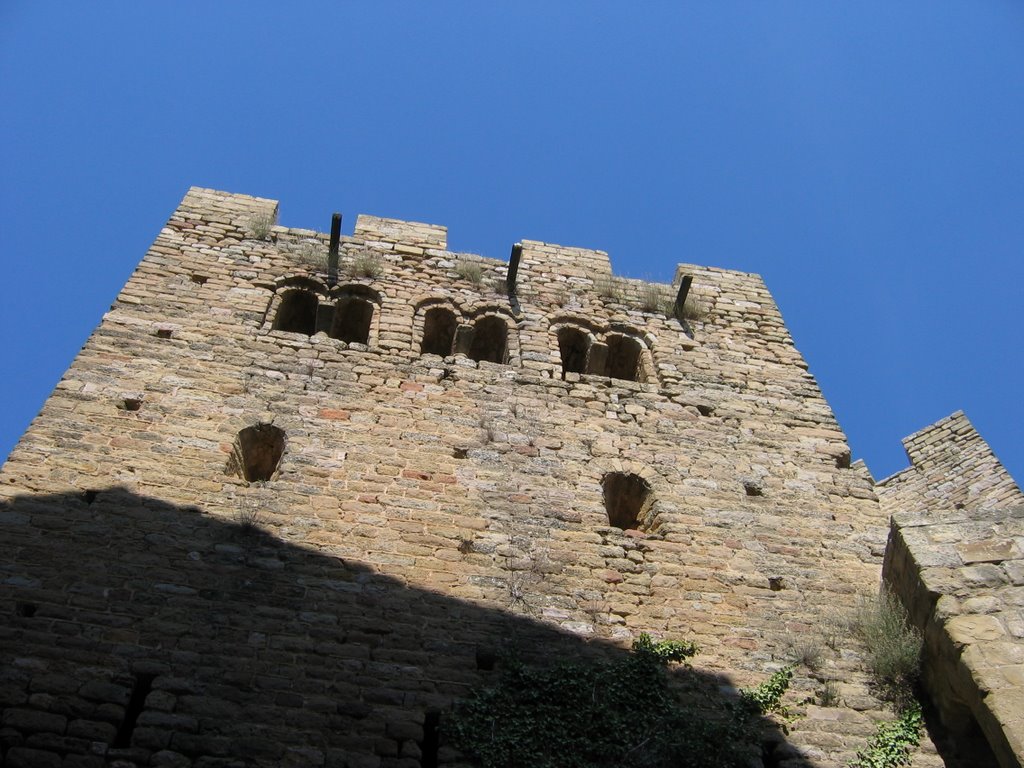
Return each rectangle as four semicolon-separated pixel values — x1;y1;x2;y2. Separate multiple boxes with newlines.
2;708;67;734
0;187;1021;768
5;747;63;768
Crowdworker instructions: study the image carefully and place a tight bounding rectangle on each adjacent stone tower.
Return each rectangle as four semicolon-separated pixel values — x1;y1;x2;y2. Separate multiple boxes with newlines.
1;188;1020;768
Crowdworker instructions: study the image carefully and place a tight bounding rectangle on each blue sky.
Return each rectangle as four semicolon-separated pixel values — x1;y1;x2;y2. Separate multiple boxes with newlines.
2;3;1022;484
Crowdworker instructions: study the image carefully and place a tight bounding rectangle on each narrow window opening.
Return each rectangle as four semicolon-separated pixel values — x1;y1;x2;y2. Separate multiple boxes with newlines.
190;274;208;285
155;328;173;339
557;327;589;378
421;307;457;356
420;711;441;768
227;424;286;483
16;602;37;618
602;472;652;531
113;673;155;748
82;490;99;505
273;290;318;336
331;296;374;344
603;334;643;382
468;316;507;364
122;398;142;412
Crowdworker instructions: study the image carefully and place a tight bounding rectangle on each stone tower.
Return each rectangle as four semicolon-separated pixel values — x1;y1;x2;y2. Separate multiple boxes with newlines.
1;188;1020;768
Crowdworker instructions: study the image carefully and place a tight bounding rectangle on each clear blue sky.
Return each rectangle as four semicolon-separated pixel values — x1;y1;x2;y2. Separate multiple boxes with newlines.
2;3;1022;484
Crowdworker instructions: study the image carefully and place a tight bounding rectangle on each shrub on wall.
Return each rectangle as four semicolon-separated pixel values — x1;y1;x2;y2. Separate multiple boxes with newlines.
444;635;789;768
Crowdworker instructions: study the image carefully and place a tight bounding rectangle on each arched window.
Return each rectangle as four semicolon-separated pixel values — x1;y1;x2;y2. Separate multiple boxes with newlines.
557;327;590;378
602;472;652;530
330;295;374;345
227;424;286;483
469;316;507;364
421;307;458;357
272;290;318;336
603;334;644;382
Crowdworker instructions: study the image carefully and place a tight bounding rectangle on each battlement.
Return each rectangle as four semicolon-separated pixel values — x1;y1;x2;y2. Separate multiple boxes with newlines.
2;187;1018;768
353;214;448;251
879;411;1022;518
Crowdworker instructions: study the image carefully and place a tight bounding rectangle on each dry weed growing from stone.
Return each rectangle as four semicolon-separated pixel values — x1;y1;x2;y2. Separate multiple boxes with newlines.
235;500;263;534
593;274;623;301
677;292;709;321
819;679;841;707
456;260;484;285
348;252;383;279
638;282;672;314
851;589;922;707
245;212;275;241
286;240;327;270
788;636;825;671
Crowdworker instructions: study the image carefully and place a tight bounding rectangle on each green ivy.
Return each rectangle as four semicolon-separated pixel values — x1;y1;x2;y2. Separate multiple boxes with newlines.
739;666;793;716
443;635;785;768
633;633;699;664
850;703;923;768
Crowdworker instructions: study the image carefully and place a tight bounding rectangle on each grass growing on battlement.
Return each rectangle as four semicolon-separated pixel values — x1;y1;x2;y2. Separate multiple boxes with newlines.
245;212;275;241
592;274;624;301
455;260;484;285
348;252;383;279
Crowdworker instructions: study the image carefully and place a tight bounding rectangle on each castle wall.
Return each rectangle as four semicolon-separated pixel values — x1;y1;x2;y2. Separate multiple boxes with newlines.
879;414;1024;768
0;188;941;767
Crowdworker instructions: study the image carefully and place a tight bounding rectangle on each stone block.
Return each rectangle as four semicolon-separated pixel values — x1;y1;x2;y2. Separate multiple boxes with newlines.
1;708;67;734
4;747;62;768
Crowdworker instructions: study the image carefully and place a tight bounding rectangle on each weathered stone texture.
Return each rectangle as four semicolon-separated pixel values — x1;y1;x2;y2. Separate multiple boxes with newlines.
0;187;1016;766
880;413;1024;768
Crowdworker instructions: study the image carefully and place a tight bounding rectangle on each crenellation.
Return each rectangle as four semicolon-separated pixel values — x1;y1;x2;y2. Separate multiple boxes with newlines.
1;187;1018;767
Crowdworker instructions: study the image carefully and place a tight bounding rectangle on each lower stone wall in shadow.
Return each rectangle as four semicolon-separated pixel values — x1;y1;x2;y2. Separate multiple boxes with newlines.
1;488;799;768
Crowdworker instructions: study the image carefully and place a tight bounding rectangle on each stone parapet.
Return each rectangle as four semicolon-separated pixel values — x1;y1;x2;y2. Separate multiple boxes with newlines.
880;413;1023;767
884;506;1024;768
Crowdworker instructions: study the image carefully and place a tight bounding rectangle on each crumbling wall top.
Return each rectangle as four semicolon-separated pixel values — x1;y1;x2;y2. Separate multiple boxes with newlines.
879;411;1022;519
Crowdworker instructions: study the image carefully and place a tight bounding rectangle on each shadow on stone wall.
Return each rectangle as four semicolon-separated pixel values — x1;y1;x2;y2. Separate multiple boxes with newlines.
1;487;807;768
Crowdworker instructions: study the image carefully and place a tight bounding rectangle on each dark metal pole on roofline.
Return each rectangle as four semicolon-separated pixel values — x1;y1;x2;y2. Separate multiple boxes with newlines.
328;213;342;285
506;243;522;294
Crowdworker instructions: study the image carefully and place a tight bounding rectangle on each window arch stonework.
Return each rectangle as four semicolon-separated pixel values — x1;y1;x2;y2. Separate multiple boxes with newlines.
327;284;383;347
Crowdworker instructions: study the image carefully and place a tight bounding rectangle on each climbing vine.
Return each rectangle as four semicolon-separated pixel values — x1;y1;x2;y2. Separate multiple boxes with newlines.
739;665;793;716
443;635;789;768
849;703;923;768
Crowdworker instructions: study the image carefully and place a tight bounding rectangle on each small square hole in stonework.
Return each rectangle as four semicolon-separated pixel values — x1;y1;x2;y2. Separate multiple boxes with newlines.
190;274;208;285
835;451;851;469
16;602;37;618
156;328;173;339
475;647;497;671
744;482;763;497
82;490;99;504
122;398;142;412
697;405;714;417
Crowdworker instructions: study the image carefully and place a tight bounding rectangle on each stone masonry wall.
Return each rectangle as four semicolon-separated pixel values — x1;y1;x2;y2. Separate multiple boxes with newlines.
879;414;1024;768
0;187;957;768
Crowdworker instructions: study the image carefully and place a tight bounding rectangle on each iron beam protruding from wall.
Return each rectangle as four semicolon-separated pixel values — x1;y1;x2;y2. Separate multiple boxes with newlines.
328;213;342;285
506;243;523;294
674;275;693;318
